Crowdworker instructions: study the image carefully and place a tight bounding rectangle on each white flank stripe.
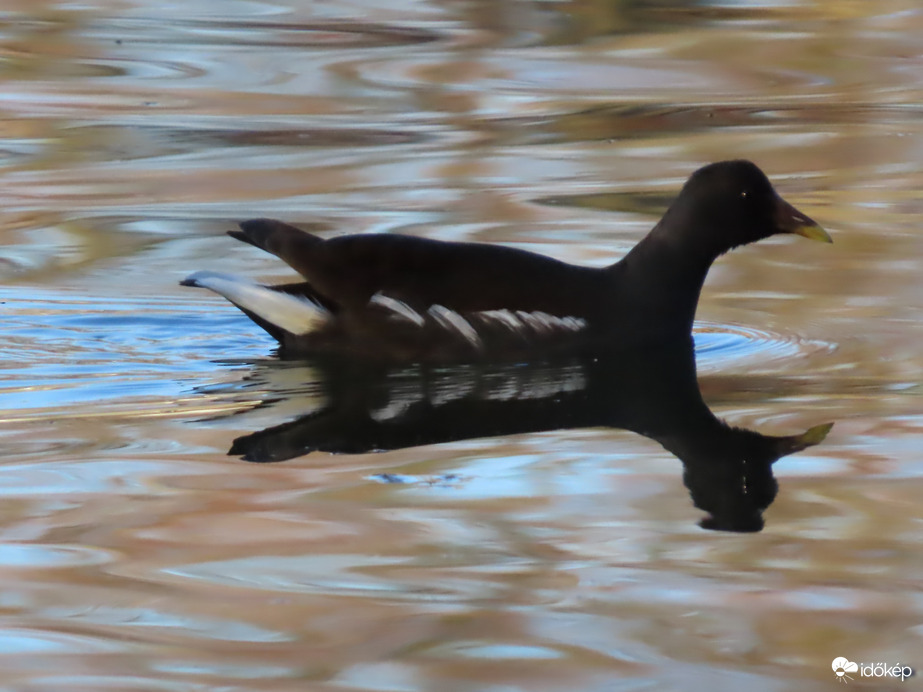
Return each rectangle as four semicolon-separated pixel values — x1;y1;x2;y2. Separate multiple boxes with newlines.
483;309;586;335
428;305;482;349
369;293;426;326
513;310;586;333
560;316;586;331
183;271;327;335
479;309;523;330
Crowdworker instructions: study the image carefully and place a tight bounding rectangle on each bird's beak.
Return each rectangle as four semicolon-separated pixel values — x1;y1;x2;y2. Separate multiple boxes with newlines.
774;195;832;243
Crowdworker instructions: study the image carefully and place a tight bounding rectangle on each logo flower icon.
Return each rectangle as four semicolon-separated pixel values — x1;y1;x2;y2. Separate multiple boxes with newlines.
832;657;858;683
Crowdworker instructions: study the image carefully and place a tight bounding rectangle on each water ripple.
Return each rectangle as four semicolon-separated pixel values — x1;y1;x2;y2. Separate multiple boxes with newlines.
161;554;487;601
694;322;836;371
0;629;123;654
89;18;443;49
40;604;290;643
0;543;115;568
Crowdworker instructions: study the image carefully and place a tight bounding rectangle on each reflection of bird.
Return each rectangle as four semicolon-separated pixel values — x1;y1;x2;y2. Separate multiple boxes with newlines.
182;160;831;362
220;340;832;532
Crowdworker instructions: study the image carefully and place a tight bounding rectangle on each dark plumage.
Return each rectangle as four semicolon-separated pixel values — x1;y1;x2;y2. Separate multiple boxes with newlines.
181;160;830;361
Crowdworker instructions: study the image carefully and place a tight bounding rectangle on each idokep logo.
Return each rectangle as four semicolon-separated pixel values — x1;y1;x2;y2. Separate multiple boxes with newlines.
832;658;858;683
832;657;913;683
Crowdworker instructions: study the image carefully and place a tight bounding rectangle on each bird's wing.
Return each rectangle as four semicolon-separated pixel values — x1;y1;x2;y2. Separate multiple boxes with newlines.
229;218;599;317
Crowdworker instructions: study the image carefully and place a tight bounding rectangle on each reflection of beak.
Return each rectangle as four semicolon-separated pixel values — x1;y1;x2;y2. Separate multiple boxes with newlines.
775;195;832;243
774;422;834;458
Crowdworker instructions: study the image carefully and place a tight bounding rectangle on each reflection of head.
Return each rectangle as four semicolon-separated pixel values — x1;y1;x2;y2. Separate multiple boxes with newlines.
680;422;832;533
684;456;776;533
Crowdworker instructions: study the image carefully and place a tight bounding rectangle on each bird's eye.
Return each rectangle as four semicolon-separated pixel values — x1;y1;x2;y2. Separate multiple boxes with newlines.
740;190;748;199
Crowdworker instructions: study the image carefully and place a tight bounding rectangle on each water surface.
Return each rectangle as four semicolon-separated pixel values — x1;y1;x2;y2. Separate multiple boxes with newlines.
1;1;922;690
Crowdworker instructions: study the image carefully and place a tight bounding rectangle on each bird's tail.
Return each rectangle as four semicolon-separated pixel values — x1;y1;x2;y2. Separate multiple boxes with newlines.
227;218;322;278
180;271;327;341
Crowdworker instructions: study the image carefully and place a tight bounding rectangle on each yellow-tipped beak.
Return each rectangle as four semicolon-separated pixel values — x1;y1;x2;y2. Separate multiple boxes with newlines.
793;222;833;243
774;196;832;243
798;422;834;446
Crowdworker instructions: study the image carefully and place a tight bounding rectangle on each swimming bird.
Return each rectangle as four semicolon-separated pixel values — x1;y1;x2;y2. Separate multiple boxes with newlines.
181;160;831;362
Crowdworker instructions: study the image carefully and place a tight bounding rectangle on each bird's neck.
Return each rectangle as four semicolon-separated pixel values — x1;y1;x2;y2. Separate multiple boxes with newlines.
605;219;721;339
